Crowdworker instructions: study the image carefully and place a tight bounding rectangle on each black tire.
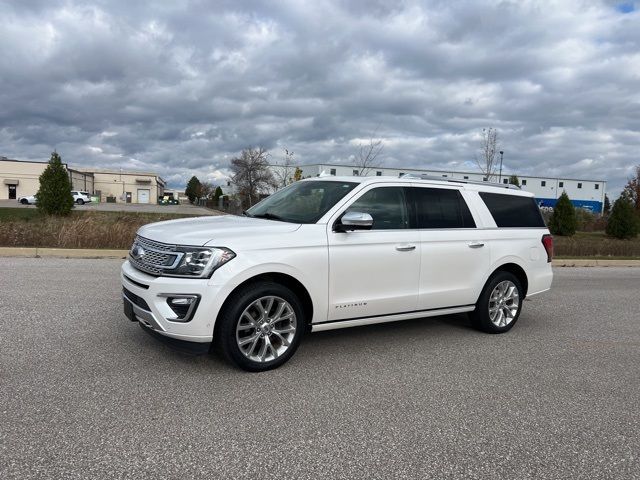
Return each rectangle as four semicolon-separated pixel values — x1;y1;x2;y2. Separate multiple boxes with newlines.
215;282;305;371
470;271;524;334
76;199;84;205
20;199;28;205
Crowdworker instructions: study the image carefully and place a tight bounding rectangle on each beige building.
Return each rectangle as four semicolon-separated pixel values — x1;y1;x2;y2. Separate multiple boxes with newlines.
68;169;94;194
1;157;50;200
77;168;166;204
1;157;165;204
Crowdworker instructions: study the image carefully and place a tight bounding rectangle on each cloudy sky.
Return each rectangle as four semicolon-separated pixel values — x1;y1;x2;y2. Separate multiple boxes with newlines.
1;0;638;194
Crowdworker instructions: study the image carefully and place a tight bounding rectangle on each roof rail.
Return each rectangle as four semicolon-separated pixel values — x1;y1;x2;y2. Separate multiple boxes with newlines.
399;173;520;190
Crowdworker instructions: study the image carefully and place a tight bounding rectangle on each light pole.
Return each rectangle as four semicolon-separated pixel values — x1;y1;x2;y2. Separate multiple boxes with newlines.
499;151;504;183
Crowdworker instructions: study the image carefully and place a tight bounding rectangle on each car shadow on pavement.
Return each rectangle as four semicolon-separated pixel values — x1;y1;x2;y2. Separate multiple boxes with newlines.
306;312;474;346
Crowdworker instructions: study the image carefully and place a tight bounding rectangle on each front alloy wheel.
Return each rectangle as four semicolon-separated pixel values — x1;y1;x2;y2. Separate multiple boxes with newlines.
216;282;305;371
236;296;297;363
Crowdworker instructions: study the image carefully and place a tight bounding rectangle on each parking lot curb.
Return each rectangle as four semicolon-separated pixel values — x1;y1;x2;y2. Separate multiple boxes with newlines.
552;259;640;267
0;247;128;259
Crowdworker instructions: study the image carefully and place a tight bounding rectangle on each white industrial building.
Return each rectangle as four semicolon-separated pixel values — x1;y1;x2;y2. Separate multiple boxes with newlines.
271;163;606;213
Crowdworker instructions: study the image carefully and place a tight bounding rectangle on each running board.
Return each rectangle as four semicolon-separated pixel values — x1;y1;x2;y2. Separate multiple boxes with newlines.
311;305;475;332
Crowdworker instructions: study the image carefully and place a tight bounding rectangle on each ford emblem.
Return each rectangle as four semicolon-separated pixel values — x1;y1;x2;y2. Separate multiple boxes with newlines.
131;245;145;260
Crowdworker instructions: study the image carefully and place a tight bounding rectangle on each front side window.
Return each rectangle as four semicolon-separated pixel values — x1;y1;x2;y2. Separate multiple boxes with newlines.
246;181;357;224
346;187;409;230
411;188;476;229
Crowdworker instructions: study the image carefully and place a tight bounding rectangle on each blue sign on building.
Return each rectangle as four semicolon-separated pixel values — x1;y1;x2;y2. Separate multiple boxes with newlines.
536;197;602;213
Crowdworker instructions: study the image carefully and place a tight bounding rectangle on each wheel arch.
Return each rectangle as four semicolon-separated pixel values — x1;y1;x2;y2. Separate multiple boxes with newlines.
214;272;314;334
488;262;529;298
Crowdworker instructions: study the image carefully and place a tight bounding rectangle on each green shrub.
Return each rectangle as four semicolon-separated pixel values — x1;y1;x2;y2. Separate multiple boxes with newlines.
36;152;74;216
185;176;202;204
549;192;577;236
606;196;639;239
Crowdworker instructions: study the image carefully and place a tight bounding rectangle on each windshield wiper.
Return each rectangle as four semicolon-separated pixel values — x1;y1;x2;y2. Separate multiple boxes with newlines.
251;212;287;222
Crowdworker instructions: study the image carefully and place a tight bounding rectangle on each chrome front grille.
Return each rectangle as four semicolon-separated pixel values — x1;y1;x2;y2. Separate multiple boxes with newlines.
129;236;182;276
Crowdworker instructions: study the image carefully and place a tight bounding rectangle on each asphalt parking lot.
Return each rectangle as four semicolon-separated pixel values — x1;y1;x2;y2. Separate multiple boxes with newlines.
1;259;638;479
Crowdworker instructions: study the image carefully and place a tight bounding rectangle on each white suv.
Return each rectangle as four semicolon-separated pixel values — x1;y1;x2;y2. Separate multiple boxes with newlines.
71;191;91;205
121;175;553;371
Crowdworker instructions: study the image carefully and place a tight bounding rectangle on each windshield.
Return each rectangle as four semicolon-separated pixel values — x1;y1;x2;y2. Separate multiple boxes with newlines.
246;181;358;223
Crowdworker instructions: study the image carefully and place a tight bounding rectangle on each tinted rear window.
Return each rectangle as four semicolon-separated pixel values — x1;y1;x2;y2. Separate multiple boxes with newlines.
479;192;546;228
412;187;476;229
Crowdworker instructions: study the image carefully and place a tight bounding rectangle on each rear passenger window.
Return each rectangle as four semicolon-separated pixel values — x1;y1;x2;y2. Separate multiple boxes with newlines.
479;192;546;228
412;188;476;229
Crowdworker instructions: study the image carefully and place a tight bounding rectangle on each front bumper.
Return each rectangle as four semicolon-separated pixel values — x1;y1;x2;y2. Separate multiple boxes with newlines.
121;260;227;344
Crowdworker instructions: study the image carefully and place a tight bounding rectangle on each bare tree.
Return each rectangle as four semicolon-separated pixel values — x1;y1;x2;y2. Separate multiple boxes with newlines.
622;164;640;211
355;135;383;177
475;127;500;181
199;181;215;199
230;147;277;207
272;148;295;189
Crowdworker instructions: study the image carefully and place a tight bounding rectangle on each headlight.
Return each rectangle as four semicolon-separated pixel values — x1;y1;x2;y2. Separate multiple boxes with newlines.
165;246;235;278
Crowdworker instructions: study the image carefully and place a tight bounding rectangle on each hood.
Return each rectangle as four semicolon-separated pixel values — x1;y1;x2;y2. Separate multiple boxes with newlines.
137;214;301;246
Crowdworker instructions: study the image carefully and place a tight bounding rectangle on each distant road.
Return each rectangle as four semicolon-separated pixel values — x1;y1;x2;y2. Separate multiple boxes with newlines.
0;199;219;215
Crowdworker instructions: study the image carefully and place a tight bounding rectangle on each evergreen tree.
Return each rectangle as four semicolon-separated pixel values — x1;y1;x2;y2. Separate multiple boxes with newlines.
508;175;520;187
606;196;639;239
549;191;577;236
603;194;611;215
293;167;303;182
213;186;223;200
36;151;74;216
185;176;201;204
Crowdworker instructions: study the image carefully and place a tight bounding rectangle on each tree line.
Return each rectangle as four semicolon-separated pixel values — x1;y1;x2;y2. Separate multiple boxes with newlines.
549;167;640;239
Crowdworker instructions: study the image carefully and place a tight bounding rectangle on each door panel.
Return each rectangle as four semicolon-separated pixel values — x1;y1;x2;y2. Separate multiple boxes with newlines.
417;230;491;309
328;230;420;320
409;185;491;309
327;185;420;321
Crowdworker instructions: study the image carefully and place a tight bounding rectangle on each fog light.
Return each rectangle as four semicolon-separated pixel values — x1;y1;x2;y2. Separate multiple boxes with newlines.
162;294;200;322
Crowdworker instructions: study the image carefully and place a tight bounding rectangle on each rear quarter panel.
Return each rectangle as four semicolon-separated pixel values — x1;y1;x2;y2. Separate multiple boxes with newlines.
465;189;553;299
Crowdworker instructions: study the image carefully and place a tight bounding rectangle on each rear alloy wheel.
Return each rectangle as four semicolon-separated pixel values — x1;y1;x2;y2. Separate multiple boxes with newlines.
488;280;520;328
216;282;305;371
20;199;28;205
470;271;524;334
76;199;84;205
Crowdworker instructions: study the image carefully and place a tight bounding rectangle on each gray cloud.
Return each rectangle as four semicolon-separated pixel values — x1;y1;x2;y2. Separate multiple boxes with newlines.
1;0;638;194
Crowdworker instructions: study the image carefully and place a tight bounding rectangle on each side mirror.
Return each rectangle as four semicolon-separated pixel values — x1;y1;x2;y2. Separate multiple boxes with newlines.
336;211;373;232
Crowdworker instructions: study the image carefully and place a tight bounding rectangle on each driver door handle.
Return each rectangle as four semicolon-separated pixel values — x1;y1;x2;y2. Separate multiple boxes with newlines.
468;241;485;249
396;244;416;252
